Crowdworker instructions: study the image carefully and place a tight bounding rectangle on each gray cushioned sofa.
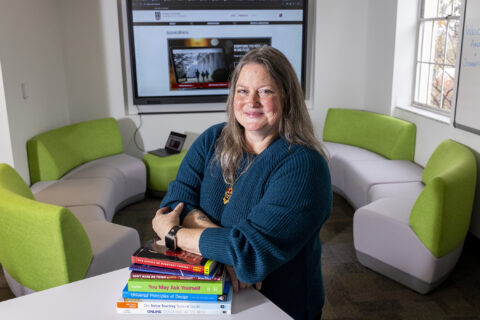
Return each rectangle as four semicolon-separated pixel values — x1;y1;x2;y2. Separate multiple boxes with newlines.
2;118;147;296
322;108;477;294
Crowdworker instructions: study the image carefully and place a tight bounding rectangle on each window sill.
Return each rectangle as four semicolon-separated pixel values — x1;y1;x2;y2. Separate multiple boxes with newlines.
395;105;451;125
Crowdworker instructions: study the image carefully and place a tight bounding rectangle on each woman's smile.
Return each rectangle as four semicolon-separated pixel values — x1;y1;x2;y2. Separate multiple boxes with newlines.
244;110;264;118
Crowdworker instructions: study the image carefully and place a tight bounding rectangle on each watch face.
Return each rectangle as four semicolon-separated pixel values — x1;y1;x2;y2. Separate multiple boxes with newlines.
165;233;176;250
165;225;182;250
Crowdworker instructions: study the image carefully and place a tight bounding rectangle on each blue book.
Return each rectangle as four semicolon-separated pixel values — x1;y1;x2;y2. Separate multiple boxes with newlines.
122;281;230;302
117;285;233;314
129;263;220;279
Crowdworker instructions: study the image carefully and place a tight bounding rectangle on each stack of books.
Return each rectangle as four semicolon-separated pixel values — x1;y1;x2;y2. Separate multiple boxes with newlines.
116;237;232;315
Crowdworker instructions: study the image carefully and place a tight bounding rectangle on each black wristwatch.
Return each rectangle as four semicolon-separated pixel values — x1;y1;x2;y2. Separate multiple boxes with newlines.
165;225;183;250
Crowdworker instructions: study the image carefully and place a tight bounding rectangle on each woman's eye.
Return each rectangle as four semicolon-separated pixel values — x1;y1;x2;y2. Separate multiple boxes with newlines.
236;89;248;95
258;89;274;97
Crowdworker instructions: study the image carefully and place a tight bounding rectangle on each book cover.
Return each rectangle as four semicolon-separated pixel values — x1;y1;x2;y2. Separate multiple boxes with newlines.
128;277;224;294
116;284;232;315
130;263;224;281
121;282;230;302
131;238;217;275
129;263;222;280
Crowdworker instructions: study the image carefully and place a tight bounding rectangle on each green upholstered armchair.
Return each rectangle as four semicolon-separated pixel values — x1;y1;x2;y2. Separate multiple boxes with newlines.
0;164;92;295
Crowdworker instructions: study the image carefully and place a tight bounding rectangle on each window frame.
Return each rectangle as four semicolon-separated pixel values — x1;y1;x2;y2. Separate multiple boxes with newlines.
412;0;462;116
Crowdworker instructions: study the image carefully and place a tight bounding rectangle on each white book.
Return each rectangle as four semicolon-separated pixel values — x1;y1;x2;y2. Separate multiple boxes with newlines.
117;308;230;315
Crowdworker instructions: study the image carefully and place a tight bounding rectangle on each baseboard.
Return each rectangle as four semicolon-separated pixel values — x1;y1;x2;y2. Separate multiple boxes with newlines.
355;250;451;294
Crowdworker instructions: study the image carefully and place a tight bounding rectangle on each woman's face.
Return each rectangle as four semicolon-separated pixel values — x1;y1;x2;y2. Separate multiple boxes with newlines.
233;63;282;139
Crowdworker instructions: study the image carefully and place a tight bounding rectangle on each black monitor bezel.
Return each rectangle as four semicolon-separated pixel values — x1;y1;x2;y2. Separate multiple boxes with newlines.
125;0;309;107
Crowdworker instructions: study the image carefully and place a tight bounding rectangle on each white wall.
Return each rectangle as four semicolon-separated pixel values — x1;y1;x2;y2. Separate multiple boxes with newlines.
391;0;418;109
60;0;227;159
309;0;369;138
364;0;397;114
0;0;70;183
0;59;14;166
309;0;398;136
60;0;131;122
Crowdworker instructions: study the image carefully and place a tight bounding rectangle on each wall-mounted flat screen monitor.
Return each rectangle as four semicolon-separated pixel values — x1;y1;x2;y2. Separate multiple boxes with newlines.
125;0;308;112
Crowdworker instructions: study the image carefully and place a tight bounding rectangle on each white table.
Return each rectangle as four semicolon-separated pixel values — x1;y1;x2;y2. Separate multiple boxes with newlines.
0;268;292;319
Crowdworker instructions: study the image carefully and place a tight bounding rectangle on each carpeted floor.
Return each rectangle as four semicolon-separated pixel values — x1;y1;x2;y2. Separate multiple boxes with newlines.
321;195;480;319
1;193;480;319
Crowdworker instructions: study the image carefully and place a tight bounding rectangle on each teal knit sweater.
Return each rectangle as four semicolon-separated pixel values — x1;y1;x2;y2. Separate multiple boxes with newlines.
161;123;332;319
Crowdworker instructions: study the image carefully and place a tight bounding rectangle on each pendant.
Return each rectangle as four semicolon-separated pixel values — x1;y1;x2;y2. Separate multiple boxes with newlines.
223;186;233;204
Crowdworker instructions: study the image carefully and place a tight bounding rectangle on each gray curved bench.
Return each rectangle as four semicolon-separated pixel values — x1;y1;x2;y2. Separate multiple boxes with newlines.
323;108;477;293
1;118;148;296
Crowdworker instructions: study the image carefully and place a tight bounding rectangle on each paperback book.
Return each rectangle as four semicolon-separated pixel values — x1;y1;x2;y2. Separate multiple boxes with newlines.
127;277;224;294
121;281;230;302
116;284;232;315
132;238;217;275
129;263;223;281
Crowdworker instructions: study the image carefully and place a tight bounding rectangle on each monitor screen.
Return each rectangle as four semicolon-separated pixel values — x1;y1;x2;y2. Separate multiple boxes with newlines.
125;0;308;111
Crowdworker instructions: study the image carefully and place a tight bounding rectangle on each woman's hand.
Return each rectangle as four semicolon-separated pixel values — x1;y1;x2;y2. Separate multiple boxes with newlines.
152;202;184;239
152;203;203;255
225;265;262;292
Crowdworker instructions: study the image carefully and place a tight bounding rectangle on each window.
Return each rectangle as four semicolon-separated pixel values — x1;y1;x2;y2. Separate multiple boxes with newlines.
413;0;462;114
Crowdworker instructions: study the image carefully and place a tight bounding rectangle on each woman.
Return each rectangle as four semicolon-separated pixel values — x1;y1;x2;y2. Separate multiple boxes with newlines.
152;46;332;320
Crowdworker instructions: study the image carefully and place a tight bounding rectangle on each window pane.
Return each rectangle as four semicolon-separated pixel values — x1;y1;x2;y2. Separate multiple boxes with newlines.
424;0;439;18
416;62;431;104
428;64;443;108
419;20;448;64
434;20;447;63
414;0;462;113
438;0;453;16
420;21;434;62
453;0;462;16
442;67;456;111
446;19;460;65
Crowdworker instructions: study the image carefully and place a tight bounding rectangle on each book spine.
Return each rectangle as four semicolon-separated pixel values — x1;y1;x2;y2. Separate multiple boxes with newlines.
131;256;207;274
122;290;226;302
204;259;215;275
130;271;211;281
128;278;223;294
117;300;231;311
117;307;231;315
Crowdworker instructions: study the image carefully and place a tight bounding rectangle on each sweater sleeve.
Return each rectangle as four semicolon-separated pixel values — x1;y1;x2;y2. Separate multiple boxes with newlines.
199;149;332;284
160;124;221;220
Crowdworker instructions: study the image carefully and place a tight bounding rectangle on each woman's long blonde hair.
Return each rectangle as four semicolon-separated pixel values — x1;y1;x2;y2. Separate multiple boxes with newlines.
215;46;326;185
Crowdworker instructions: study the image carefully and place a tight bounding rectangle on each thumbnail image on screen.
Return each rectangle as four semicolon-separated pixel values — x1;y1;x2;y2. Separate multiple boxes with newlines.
170;47;227;88
168;38;271;91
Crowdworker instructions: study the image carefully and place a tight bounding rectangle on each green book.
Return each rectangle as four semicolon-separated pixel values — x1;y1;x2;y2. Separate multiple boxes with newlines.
128;278;224;295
